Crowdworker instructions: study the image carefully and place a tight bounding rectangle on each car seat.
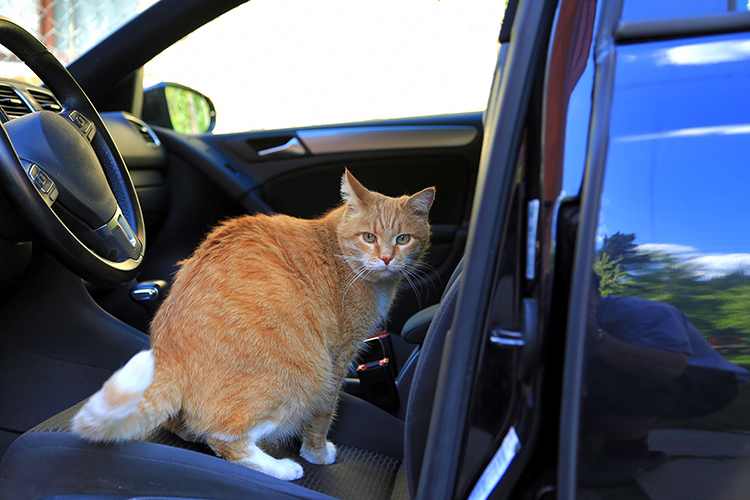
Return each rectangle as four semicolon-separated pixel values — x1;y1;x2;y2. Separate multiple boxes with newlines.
0;264;464;500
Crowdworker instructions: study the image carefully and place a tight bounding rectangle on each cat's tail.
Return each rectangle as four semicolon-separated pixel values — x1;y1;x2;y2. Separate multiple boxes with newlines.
71;350;177;442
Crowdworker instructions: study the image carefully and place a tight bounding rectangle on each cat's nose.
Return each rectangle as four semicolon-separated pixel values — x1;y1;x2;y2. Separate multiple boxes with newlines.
381;255;393;265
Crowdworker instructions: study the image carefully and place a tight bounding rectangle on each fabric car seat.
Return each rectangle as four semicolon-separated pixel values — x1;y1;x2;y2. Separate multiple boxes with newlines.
0;268;464;500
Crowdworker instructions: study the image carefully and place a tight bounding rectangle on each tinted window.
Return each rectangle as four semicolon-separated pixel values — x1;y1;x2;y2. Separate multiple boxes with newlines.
579;32;750;497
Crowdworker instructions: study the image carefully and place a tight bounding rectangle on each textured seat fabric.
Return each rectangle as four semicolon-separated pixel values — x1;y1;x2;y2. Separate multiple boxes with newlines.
0;391;405;500
0;270;463;500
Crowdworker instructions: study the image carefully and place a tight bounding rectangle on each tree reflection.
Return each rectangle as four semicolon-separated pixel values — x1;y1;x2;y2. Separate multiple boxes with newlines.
595;232;750;357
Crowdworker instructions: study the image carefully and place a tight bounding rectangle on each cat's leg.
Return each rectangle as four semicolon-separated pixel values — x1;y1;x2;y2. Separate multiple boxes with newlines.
161;412;203;444
207;424;304;481
299;406;337;465
300;370;348;465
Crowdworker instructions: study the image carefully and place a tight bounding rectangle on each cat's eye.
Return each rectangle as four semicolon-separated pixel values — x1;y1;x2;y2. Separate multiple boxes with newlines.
396;234;411;245
362;232;377;243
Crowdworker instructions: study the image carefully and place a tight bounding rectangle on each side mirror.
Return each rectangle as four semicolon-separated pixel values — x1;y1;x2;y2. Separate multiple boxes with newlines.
142;82;216;134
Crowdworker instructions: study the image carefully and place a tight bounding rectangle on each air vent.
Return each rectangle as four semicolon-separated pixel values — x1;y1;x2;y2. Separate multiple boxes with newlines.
0;84;32;118
27;88;62;112
126;118;160;146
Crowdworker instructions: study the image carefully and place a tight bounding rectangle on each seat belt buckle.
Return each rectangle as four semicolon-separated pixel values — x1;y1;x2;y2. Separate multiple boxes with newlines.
360;333;396;378
357;358;400;413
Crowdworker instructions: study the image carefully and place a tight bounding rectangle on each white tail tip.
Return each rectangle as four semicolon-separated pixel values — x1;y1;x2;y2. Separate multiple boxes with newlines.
72;350;154;442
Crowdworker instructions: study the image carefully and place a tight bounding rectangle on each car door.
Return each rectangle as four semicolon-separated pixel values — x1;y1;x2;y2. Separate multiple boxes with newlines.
554;1;750;499
407;0;568;497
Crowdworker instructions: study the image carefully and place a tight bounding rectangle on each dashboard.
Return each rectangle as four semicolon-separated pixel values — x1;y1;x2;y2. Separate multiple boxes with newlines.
0;77;165;170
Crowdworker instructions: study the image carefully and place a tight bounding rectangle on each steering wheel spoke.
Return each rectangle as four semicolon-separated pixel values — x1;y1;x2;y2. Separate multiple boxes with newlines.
93;207;143;262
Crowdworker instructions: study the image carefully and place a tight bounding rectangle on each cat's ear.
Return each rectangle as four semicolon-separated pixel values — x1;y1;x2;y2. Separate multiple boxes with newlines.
341;169;372;213
407;187;435;218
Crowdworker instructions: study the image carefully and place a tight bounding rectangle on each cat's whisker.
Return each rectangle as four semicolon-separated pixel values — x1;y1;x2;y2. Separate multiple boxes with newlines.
400;264;433;307
405;261;441;291
399;268;423;308
397;259;443;308
410;259;439;276
342;267;365;294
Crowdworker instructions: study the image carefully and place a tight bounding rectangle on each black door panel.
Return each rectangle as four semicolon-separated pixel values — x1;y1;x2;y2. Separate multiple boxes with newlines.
259;157;473;223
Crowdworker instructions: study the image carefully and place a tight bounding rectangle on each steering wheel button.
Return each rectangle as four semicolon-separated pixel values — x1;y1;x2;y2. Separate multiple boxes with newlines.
23;163;57;201
67;109;96;141
34;170;51;192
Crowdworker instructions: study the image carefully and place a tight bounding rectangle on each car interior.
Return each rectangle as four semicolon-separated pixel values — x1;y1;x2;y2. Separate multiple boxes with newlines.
0;0;529;498
14;0;748;499
21;0;744;498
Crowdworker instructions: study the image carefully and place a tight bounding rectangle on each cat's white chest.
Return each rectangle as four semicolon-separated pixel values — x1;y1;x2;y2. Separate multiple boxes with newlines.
374;283;397;329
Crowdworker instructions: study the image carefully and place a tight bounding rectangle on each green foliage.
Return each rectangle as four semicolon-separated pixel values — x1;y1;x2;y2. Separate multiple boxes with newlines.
597;233;750;339
600;232;650;271
716;283;750;333
593;252;627;296
165;85;213;134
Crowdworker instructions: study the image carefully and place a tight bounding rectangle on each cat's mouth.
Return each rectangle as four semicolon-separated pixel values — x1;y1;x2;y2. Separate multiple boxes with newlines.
367;262;401;280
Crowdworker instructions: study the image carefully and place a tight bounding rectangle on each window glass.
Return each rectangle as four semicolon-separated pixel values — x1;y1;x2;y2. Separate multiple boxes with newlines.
143;0;505;133
621;0;749;22
579;32;750;497
0;0;150;81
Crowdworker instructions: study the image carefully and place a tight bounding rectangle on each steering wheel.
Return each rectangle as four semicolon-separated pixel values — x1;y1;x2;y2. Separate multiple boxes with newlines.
0;17;145;286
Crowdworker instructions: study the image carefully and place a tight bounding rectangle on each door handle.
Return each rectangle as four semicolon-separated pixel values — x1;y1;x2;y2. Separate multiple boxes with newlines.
490;329;525;346
256;137;307;157
490;298;539;384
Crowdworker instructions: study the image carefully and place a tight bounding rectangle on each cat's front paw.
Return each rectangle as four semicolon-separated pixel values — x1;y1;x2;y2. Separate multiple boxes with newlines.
273;458;305;481
241;456;304;481
300;440;337;465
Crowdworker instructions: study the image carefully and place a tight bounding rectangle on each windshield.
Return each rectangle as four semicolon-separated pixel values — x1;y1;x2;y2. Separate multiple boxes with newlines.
0;0;154;82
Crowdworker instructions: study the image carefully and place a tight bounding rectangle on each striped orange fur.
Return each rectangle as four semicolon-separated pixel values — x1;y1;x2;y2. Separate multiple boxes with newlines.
72;169;434;480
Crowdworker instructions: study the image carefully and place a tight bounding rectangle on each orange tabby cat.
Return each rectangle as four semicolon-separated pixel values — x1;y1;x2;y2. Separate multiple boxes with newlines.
72;169;435;480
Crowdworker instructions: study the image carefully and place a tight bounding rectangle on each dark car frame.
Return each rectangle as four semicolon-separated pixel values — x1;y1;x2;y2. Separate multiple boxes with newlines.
1;0;749;499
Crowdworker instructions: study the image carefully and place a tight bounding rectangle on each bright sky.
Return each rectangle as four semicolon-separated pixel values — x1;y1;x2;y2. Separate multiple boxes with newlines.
143;0;505;133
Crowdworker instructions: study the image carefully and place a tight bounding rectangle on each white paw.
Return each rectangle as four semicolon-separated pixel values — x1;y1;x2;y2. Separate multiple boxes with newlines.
300;440;337;465
269;458;304;481
241;456;304;481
